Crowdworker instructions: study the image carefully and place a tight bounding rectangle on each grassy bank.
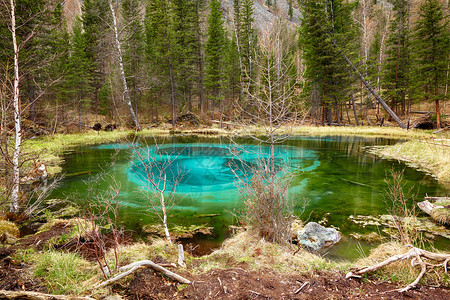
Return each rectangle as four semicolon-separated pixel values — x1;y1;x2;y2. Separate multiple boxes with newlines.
368;138;450;185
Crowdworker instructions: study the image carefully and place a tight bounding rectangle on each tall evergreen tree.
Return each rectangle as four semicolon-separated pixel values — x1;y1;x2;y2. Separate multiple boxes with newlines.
205;0;226;121
66;18;94;129
239;0;257;87
382;0;411;116
172;0;200;112
122;0;145;122
145;0;178;127
81;0;109;113
411;0;449;129
299;0;358;125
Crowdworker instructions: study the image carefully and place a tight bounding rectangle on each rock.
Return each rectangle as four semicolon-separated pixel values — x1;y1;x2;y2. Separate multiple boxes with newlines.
92;123;102;131
297;222;341;251
104;124;117;131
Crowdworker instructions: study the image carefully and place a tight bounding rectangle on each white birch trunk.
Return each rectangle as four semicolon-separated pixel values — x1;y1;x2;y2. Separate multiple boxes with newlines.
160;191;171;242
10;0;21;213
109;0;141;131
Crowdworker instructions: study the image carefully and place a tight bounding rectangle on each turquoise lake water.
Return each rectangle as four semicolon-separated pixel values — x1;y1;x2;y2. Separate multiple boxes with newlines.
51;135;449;260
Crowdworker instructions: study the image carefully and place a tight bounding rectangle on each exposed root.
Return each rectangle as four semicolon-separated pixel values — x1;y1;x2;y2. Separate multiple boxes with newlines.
95;260;191;289
346;245;450;293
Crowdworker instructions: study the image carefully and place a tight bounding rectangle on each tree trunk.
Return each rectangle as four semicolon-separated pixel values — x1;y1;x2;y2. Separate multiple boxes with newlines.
351;97;360;126
109;0;141;131
333;40;407;129
435;99;440;129
10;0;21;214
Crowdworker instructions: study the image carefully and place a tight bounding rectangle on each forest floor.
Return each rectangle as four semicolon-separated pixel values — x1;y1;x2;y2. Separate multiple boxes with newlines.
1;222;450;299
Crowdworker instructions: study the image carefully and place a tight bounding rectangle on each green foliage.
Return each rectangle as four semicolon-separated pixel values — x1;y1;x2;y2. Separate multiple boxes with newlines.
299;0;359;124
381;0;411;115
205;0;226;94
411;0;449;104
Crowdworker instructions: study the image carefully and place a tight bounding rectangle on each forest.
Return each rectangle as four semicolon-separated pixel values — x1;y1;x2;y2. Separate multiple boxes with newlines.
0;0;449;299
0;0;448;132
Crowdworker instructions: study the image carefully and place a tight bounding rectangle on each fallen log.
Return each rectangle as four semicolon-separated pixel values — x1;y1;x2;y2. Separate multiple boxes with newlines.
95;260;190;289
418;200;450;225
346;245;450;293
0;290;94;300
418;200;442;215
424;197;450;202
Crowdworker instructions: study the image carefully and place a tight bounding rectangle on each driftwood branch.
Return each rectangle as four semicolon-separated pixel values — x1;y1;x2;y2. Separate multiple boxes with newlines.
346;245;450;292
0;290;94;300
418;201;443;215
95;260;190;288
424;197;450;202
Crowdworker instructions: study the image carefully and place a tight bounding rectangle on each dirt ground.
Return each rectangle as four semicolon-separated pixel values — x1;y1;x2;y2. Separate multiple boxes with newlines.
1;221;450;299
123;267;450;300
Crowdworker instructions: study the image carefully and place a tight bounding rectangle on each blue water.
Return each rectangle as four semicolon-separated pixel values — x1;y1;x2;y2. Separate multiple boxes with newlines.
52;135;448;259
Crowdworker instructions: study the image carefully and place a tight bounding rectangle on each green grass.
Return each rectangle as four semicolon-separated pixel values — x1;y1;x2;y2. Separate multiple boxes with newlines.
32;250;97;295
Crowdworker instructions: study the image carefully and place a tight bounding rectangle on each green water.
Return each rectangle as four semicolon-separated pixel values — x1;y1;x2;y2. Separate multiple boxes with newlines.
51;135;449;260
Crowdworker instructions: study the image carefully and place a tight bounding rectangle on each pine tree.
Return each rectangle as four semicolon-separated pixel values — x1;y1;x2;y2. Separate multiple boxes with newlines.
382;0;410;116
205;0;226;122
172;0;200;112
66;18;94;130
122;0;145;122
239;0;257;87
299;0;358;125
412;0;449;129
145;0;178;127
81;0;109;113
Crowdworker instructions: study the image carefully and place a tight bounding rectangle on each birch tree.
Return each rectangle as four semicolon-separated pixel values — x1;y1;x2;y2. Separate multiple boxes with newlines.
9;0;20;213
109;0;141;131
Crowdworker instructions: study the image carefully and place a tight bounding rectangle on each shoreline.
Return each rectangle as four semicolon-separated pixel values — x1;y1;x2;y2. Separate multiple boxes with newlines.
25;125;449;186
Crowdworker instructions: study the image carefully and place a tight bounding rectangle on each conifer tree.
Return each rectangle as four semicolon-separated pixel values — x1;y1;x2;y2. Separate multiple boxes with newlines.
205;0;226;122
122;0;145;122
145;0;178;127
66;18;94;129
412;0;449;129
172;0;200;112
382;0;410;116
239;0;257;88
299;0;358;125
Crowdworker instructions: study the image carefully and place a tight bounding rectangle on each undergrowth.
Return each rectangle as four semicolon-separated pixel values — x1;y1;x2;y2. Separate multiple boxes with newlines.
190;230;349;274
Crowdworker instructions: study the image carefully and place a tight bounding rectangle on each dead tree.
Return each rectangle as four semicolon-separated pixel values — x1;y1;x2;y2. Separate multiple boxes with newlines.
234;21;304;244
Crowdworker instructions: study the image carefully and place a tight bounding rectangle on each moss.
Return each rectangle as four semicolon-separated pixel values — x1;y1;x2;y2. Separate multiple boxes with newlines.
0;220;20;238
190;230;348;274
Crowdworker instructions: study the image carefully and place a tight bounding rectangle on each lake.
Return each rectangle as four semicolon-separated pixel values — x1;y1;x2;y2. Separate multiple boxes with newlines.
51;135;449;260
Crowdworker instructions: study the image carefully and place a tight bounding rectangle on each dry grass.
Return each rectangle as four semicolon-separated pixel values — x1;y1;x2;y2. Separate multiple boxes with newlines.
190;230;347;274
245;125;444;140
370;139;450;184
355;242;450;286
